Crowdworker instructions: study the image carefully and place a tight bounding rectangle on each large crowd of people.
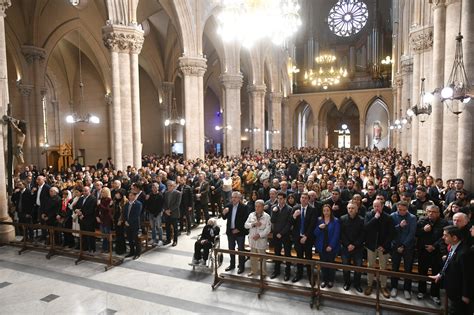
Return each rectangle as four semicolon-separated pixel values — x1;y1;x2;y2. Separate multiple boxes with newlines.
8;147;474;314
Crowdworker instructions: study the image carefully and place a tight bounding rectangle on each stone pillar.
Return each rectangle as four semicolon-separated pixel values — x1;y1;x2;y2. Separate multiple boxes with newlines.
21;45;46;167
220;73;242;157
0;0;14;242
130;51;141;167
400;55;413;154
457;0;474;189
161;82;173;155
102;23;144;170
282;97;292;148
441;0;461;179
178;56;207;160
430;0;446;179
270;92;282;150
17;84;33;164
394;75;403;150
359;119;365;148
410;52;421;163
247;84;266;152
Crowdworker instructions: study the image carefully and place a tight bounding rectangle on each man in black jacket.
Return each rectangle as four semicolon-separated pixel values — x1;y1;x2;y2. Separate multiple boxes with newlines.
222;191;249;274
290;192;317;282
209;172;223;217
340;201;365;292
270;192;293;281
77;186;97;254
364;199;394;298
416;204;448;304
12;181;34;240
146;182;164;246
177;176;194;235
430;226;472;315
41;187;61;245
192;218;220;265
32;175;51;239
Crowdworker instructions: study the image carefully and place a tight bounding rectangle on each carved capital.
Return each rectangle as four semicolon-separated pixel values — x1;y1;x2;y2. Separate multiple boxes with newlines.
400;55;413;74
21;45;46;64
0;0;11;17
162;82;174;94
178;56;207;77
247;84;266;96
432;0;446;8
40;87;48;97
102;24;144;54
105;93;112;106
270;92;283;104
282;96;290;107
410;26;433;52
17;84;33;97
220;73;243;89
394;74;403;88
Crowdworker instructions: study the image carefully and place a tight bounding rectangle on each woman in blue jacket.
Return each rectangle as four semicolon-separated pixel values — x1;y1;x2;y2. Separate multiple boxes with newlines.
314;204;340;288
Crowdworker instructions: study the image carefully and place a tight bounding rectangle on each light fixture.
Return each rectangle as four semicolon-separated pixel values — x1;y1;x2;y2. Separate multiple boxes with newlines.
245;127;261;133
164;97;185;126
217;0;302;48
341;124;348;130
412;78;432;123
266;119;280;134
381;56;393;65
440;33;472;115
65;30;100;124
304;53;348;89
215;125;232;131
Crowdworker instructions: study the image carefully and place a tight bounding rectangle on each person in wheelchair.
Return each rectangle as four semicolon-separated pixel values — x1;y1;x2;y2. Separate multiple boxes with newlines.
192;218;220;265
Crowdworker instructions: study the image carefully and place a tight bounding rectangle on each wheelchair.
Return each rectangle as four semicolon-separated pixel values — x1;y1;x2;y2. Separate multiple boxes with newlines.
190;234;223;271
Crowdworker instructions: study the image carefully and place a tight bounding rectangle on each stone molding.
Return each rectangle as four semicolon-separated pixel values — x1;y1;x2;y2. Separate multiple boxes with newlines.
21;45;46;64
40;87;48;97
102;24;144;54
178;56;207;77
17;84;33;96
410;26;433;52
220;73;243;89
394;74;403;88
431;0;446;8
104;93;112;106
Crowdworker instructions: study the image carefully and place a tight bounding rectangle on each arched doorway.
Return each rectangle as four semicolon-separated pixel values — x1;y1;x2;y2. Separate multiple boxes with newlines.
295;101;314;148
365;98;389;148
319;99;360;148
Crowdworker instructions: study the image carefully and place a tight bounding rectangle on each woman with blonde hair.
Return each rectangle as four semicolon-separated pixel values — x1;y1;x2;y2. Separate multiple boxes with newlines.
97;187;113;252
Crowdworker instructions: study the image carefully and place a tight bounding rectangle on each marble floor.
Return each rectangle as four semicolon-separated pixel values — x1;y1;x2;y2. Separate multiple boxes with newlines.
0;220;433;314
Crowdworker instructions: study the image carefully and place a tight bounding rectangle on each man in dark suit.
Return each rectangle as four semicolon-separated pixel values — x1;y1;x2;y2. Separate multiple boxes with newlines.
124;191;143;259
194;172;210;223
41;187;61;244
270;192;293;281
12;181;34;240
290;192;317;282
32;175;50;239
177;176;193;235
163;181;182;246
222;191;249;274
430;226;472;315
77;186;97;254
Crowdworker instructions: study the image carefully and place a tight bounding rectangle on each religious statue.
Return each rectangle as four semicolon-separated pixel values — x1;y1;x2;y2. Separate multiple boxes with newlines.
372;121;382;144
3;115;27;165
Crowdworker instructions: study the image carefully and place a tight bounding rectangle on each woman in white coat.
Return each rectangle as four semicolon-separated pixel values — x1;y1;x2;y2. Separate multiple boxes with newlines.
244;199;271;277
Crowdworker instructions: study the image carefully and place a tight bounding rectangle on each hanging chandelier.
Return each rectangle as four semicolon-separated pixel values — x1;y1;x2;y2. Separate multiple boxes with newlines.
164;97;185;126
66;30;100;125
440;33;472;115
217;0;302;48
408;78;432;124
304;54;348;90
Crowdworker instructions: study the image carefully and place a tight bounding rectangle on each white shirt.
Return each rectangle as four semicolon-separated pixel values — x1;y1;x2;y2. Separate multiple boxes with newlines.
36;184;44;206
222;177;232;192
231;203;238;229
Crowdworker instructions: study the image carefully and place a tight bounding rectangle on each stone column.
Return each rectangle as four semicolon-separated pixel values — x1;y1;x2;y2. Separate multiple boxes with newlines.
282;97;291;148
102;23;144;170
21;45;46;167
17;84;33;164
0;0;14;242
400;55;413;154
178;56;207;160
247;84;266;152
394;75;403;150
410;52;421;163
220;73;243;157
161;82;173;155
359;119;365;148
430;0;446;179
270;92;282;150
441;0;461;179
457;0;474;189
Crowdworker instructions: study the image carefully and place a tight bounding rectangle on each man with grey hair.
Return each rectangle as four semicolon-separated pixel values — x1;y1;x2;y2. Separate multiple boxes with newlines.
452;212;470;241
245;199;271;277
222;191;249;274
163;181;182;246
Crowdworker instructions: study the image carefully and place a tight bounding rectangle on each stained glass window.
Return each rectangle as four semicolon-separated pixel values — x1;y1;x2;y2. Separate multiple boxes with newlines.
328;0;368;37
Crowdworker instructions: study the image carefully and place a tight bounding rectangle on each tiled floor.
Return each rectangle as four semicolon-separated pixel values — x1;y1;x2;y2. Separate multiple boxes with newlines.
0;220;439;314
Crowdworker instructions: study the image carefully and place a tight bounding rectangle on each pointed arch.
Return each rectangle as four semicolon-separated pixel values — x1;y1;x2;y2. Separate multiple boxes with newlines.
365;97;390;148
